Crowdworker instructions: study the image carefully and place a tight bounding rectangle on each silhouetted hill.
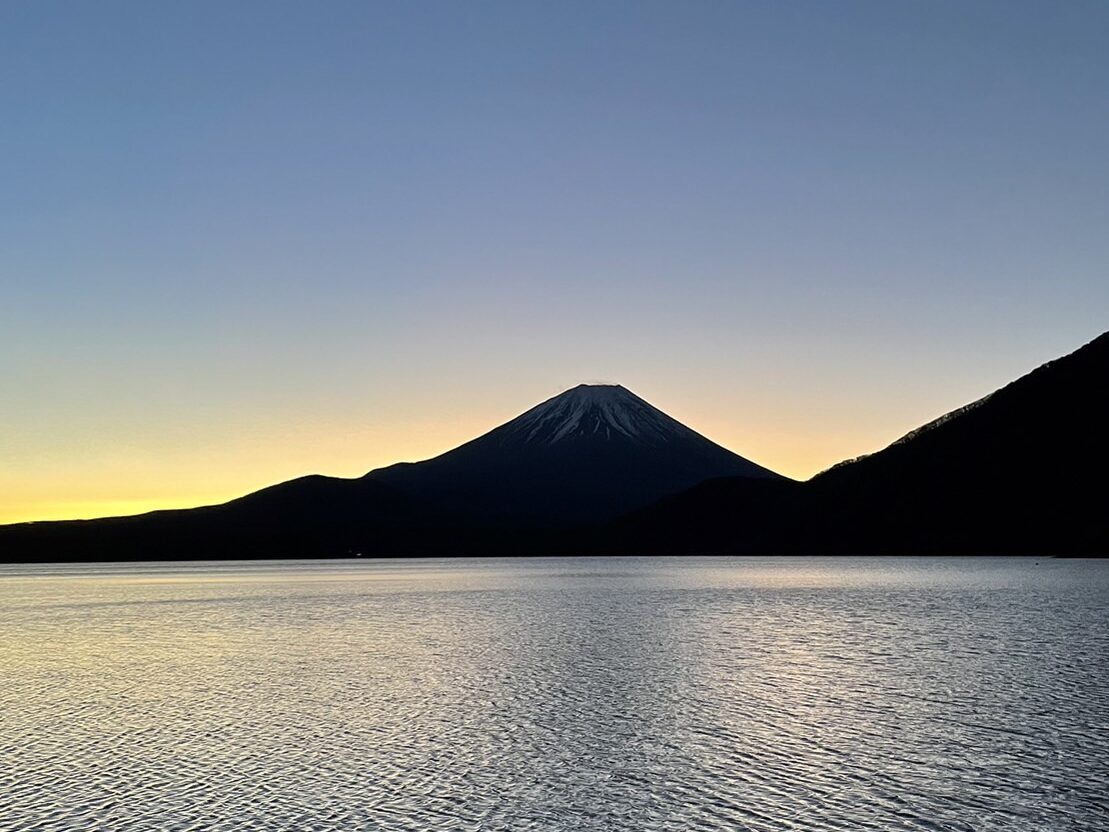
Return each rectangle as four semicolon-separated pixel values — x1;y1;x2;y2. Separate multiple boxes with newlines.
808;330;1109;553
0;476;452;561
2;334;1105;561
598;477;809;554
368;384;781;526
613;331;1109;555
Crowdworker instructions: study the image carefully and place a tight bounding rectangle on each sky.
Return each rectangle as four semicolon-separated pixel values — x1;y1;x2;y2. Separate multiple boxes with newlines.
2;1;1108;523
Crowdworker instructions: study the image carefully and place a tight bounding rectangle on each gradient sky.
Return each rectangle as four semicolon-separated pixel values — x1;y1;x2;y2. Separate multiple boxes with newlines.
3;1;1108;523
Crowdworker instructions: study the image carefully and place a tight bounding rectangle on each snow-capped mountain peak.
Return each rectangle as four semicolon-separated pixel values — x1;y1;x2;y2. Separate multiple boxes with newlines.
367;381;782;525
504;384;696;447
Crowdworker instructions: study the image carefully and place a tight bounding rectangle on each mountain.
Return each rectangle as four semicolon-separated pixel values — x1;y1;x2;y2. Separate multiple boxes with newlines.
367;384;782;527
806;330;1109;553
3;334;1105;561
614;331;1109;555
0;384;779;561
0;476;450;561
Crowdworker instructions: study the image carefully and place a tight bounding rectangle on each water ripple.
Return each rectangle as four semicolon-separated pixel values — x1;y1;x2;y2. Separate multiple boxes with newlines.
0;557;1106;831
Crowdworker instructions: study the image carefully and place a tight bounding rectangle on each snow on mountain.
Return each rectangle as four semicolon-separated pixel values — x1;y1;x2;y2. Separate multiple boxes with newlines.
367;383;782;526
502;384;704;446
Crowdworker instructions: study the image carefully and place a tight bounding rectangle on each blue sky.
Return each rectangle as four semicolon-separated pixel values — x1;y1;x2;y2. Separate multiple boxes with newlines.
2;1;1107;521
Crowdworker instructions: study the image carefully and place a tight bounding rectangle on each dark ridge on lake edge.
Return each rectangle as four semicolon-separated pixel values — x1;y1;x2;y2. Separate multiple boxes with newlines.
609;331;1109;556
2;331;1106;561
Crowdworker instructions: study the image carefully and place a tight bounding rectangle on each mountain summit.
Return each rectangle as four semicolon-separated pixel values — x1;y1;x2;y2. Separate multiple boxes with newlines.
499;384;745;448
368;383;780;526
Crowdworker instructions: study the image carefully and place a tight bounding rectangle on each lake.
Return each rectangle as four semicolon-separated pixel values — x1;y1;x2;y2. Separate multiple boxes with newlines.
1;557;1106;831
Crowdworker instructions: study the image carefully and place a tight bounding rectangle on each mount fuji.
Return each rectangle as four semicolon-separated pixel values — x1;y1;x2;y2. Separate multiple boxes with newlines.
367;384;780;526
0;383;780;559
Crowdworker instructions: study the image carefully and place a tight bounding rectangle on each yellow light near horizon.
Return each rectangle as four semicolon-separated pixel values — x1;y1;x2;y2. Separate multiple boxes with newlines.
0;414;479;526
0;446;852;526
0;498;229;526
0;389;919;525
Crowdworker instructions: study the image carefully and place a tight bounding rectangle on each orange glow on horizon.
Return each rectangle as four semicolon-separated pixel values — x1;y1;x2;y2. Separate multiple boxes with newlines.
0;378;973;526
0;430;889;526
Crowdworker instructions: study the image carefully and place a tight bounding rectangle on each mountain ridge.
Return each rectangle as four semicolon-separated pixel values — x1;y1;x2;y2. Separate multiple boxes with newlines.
612;330;1108;555
366;382;780;526
1;331;1105;559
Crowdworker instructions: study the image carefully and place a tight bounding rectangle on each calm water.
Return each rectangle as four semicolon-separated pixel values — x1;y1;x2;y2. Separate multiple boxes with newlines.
1;557;1107;831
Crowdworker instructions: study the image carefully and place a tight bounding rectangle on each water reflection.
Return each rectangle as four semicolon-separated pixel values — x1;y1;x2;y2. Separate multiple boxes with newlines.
0;557;1106;831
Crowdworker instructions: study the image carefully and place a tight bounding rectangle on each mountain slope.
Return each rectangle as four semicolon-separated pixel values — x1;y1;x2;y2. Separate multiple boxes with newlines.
614;331;1109;554
807;330;1109;553
0;476;449;561
367;384;782;526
